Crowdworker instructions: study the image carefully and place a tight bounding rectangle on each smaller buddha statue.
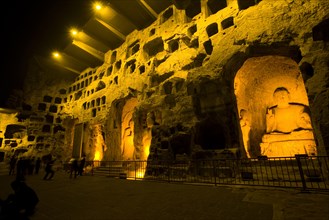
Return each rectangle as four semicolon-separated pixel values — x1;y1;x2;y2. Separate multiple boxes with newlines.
260;87;317;157
239;109;251;158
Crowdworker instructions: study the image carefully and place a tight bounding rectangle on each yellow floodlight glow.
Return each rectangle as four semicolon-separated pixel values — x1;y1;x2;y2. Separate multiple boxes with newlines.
52;51;61;59
94;150;101;161
71;29;78;36
94;2;102;11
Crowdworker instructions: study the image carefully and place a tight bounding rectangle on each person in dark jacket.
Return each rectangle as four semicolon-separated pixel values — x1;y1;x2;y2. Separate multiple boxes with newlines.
35;157;41;174
0;179;39;219
8;155;17;176
28;157;36;175
43;158;55;180
16;157;25;180
70;158;79;179
78;157;86;176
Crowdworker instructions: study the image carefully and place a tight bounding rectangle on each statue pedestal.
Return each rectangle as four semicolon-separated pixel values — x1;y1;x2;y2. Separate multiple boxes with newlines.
260;131;317;157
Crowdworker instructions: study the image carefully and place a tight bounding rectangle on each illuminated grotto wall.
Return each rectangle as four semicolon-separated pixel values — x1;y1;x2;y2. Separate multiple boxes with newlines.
2;0;327;161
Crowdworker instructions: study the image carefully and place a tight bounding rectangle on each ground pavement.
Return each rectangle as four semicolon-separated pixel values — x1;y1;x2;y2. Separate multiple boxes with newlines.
0;170;328;220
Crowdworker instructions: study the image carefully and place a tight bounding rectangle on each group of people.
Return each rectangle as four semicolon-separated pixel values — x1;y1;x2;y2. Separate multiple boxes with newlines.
8;154;88;181
8;155;42;179
8;153;58;181
68;157;86;178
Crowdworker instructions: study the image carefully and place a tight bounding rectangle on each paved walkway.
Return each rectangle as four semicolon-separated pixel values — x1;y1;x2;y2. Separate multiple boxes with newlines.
0;170;328;220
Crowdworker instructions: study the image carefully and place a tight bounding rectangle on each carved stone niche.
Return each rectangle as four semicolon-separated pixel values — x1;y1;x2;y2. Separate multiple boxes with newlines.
169;132;191;159
234;55;317;157
194;117;226;151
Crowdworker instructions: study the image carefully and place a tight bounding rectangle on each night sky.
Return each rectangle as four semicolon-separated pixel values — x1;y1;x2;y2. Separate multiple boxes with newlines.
1;0;92;107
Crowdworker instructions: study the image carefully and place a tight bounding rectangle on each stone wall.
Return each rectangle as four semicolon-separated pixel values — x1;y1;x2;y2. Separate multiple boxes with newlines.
9;0;329;161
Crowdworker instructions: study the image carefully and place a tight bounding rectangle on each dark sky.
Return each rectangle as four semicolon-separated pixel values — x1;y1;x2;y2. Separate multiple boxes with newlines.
1;0;92;107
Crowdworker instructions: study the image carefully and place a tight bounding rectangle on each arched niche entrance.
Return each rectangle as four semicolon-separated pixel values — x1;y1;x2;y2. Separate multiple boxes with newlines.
234;55;317;157
121;98;138;160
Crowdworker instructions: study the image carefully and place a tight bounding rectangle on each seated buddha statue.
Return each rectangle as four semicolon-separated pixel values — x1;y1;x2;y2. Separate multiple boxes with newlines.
260;87;317;157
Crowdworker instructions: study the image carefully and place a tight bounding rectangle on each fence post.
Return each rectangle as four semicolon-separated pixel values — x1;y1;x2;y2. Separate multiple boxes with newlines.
168;161;170;183
295;154;308;191
212;160;217;186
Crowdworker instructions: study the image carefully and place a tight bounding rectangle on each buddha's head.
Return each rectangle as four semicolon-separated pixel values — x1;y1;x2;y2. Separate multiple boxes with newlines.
273;87;290;108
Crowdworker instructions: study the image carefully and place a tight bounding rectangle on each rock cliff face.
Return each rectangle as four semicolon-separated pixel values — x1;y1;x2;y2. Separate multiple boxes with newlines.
12;0;329;162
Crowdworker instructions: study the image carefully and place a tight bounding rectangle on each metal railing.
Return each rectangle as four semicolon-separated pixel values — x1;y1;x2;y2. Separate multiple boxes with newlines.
85;155;329;191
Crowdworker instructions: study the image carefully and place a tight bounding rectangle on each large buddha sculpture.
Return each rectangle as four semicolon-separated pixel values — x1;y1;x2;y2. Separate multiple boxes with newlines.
260;87;317;157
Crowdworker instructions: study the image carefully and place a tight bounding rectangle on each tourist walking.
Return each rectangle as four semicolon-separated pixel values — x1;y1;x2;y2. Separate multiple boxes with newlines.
16;157;25;180
28;157;35;175
78;156;86;176
69;158;79;179
43;158;55;180
35;157;41;174
8;155;17;176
